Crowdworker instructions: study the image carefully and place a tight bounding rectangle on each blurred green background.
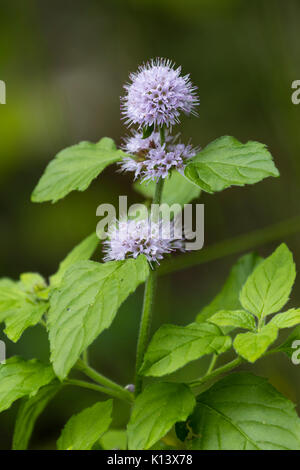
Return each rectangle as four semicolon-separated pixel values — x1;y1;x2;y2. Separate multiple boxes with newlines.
1;0;300;449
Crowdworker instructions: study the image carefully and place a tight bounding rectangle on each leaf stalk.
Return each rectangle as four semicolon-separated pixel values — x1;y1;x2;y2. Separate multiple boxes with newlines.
189;357;243;388
75;359;133;403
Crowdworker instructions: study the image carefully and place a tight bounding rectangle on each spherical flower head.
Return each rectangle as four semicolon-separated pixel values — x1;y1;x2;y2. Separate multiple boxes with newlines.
121;130;173;155
103;216;185;266
121;58;199;128
118;131;198;183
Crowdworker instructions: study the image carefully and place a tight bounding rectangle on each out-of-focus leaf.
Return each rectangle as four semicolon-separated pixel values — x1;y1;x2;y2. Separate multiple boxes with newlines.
13;381;62;450
99;430;127;450
0;279;48;342
196;253;262;324
0;357;55;413
57;400;113;450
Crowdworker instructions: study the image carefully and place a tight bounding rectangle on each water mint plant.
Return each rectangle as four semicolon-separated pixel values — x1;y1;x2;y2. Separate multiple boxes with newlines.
2;59;300;451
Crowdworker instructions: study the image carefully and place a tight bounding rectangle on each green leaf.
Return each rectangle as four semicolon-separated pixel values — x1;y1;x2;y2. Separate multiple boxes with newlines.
209;310;256;331
240;244;296;319
0;278;16;289
149;441;177;450
0;280;49;342
134;171;201;210
189;372;300;450
19;273;49;301
57;400;113;450
19;273;47;293
0;281;27;312
275;326;300;358
127;382;195;450
196;253;262;323
269;309;300;329
3;302;49;343
32;137;125;203
48;256;149;379
13;381;62;450
184;136;279;193
142;124;154;139
233;324;278;362
99;430;127;450
0;357;55;413
49;232;99;288
140;322;231;377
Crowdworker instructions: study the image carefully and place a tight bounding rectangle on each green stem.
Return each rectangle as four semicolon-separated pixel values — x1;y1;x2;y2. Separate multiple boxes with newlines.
39;318;47;328
158;215;300;276
257;316;266;331
189;357;243;388
205;354;217;376
75;359;133;402
135;177;165;396
135;269;157;396
82;349;89;365
160;127;165;145
263;347;280;356
66;379;131;403
153;177;164;205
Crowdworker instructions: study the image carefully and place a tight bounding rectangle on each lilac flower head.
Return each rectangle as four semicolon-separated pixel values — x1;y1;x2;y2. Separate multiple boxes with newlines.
118;131;198;183
122;130;172;155
103;216;185;266
121;59;199;128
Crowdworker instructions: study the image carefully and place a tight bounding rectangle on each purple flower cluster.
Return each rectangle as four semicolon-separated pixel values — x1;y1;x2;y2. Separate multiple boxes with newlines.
118;131;198;182
121;58;198;129
103;217;184;265
103;59;199;264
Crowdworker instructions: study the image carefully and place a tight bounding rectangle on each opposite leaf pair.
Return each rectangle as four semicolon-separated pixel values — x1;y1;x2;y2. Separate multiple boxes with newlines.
210;243;300;362
127;371;300;450
31;136;279;204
